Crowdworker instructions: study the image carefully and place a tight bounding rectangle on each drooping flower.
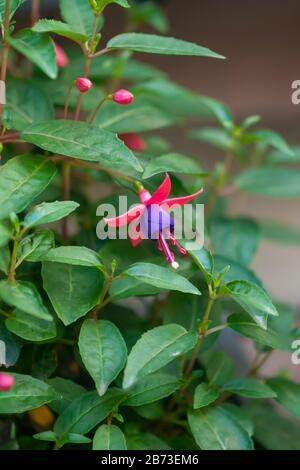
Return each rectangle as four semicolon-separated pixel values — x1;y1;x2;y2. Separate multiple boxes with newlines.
0;372;15;391
112;89;134;105
76;77;93;93
105;174;203;269
54;43;69;68
119;133;146;152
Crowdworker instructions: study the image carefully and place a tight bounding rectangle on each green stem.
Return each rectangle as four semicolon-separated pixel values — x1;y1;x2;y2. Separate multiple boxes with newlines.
61;161;71;240
64;81;74;119
31;0;40;25
91;278;112;319
0;308;11;318
206;323;228;336
88;97;107;124
248;350;273;377
215;350;274;406
74;13;100;121
183;295;215;380
8;233;20;282
205;149;234;215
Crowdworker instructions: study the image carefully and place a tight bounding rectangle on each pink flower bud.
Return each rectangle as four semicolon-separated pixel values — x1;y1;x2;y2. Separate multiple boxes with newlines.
76;77;93;93
112;89;134;105
55;43;69;68
0;372;15;391
119;133;146;152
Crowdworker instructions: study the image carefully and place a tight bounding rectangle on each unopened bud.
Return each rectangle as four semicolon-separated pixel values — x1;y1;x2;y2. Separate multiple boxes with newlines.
112;89;134;105
0;372;15;391
76;77;93;93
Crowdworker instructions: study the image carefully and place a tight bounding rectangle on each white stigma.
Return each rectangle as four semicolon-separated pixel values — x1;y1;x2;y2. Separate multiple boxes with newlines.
171;261;179;270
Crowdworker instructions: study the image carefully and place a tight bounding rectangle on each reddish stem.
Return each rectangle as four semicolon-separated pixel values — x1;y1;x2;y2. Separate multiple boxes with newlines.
88;97;106;124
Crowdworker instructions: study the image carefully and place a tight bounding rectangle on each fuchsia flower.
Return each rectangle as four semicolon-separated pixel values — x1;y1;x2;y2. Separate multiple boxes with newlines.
76;77;93;93
112;89;134;105
105;174;203;269
54;43;69;68
119;133;146;152
0;372;15;391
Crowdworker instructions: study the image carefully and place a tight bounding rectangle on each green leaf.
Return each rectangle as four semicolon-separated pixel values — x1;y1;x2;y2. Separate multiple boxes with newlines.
79;319;127;396
107;33;225;59
3;79;54;131
109;276;163;300
129;1;168;33
21;120;142;176
34;431;90;444
82;55;165;82
241;115;261;130
163;292;203;332
0;373;58;414
227;313;291;351
267;145;300;163
66;433;92;444
32;19;89;43
33;431;57;442
243;129;293;155
24;201;79;228
189;128;233;151
223;378;276;398
188;407;254;450
185;246;214;283
8;29;57;79
260;220;300;245
211;218;260;266
221;403;254;436
267;377;300;420
191;97;234;129
133;78;212;119
60;0;103;36
123;263;201;296
0;155;56;220
124;373;181;406
5;308;57;342
47;377;86;415
0;245;10;275
93;99;176;133
245;403;300;450
40;246;103;268
123;324;197;388
143;153;204;179
54;388;127;438
220;280;278;329
127;432;171;450
0;221;12;247
214;255;262;286
235;167;300;197
93;424;127;450
0;0;25;22
42;263;105;325
0;280;51;320
97;0;130;9
193;383;220;409
205;351;235;386
17;229;55;263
